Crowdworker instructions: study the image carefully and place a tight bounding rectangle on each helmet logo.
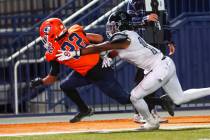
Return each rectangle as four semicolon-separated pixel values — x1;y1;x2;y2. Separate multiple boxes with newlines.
43;25;51;35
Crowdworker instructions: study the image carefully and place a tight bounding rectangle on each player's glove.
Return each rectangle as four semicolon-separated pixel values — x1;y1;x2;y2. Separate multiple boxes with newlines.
30;77;43;88
102;54;112;68
56;50;80;61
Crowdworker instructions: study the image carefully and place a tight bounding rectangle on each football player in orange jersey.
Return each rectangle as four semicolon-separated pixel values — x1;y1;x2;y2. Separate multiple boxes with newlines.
30;18;131;123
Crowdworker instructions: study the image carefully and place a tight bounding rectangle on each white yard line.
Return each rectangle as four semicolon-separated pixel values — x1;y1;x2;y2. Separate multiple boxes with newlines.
1;110;210;125
1;124;210;137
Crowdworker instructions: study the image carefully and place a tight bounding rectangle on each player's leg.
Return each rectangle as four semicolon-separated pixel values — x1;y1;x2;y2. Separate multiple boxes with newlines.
130;66;170;129
134;69;174;123
136;68;174;116
135;68;155;123
130;56;181;129
60;71;93;123
86;59;131;105
130;85;161;129
162;64;210;105
135;68;157;112
136;68;156;110
159;94;175;116
133;68;146;123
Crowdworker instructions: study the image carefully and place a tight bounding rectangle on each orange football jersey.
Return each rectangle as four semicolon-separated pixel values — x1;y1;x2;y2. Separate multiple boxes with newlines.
45;24;100;76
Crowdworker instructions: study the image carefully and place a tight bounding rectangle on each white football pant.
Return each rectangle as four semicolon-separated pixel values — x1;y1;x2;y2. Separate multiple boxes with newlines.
130;57;210;121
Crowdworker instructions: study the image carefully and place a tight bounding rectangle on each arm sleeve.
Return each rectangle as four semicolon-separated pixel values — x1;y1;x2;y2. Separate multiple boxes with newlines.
110;32;129;44
49;60;60;76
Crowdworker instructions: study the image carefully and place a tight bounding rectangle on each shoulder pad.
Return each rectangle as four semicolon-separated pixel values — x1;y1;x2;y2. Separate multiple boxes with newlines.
110;32;129;44
68;24;84;33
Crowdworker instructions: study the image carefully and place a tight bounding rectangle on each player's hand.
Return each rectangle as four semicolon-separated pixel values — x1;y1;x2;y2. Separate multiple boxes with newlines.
147;13;158;22
102;54;112;68
30;77;43;88
56;50;78;61
168;42;176;56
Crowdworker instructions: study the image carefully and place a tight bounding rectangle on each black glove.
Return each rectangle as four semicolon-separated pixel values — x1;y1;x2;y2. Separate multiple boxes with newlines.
30;77;43;88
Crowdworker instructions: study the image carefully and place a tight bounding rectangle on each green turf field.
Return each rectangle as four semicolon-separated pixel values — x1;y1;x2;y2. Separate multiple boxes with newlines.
1;129;210;140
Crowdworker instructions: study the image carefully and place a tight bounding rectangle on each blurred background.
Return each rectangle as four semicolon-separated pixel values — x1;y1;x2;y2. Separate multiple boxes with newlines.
0;0;210;117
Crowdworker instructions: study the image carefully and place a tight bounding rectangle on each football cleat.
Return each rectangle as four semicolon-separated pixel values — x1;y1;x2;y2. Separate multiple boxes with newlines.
70;108;94;123
140;115;160;130
151;109;168;123
134;110;168;124
160;94;175;116
140;120;160;130
133;114;146;123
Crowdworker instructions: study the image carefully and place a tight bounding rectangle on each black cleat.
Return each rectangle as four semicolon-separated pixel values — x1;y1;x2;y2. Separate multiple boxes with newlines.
160;95;175;116
70;108;94;123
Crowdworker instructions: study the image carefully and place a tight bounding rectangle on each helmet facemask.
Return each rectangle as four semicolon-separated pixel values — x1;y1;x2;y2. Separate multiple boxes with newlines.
41;35;53;52
106;21;120;39
40;25;54;52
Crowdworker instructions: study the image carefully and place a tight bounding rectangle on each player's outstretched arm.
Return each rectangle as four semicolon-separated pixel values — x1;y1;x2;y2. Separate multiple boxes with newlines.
56;33;130;61
80;33;131;55
80;40;129;55
86;33;104;43
56;40;130;61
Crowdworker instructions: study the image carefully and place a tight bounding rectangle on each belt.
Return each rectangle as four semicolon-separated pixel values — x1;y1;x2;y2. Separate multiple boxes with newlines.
161;56;166;60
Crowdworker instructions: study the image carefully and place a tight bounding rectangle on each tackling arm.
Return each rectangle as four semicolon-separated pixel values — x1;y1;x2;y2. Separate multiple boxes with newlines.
56;33;131;61
81;33;131;55
80;40;130;55
86;33;104;43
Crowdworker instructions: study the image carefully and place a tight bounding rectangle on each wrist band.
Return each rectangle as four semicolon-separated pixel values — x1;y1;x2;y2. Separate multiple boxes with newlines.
76;50;81;56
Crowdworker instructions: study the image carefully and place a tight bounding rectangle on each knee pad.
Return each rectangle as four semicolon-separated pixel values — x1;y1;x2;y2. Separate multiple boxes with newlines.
130;94;138;103
130;90;144;103
130;86;146;100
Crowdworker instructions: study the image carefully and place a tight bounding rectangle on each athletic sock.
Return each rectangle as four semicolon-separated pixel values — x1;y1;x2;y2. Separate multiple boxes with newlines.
63;89;89;112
